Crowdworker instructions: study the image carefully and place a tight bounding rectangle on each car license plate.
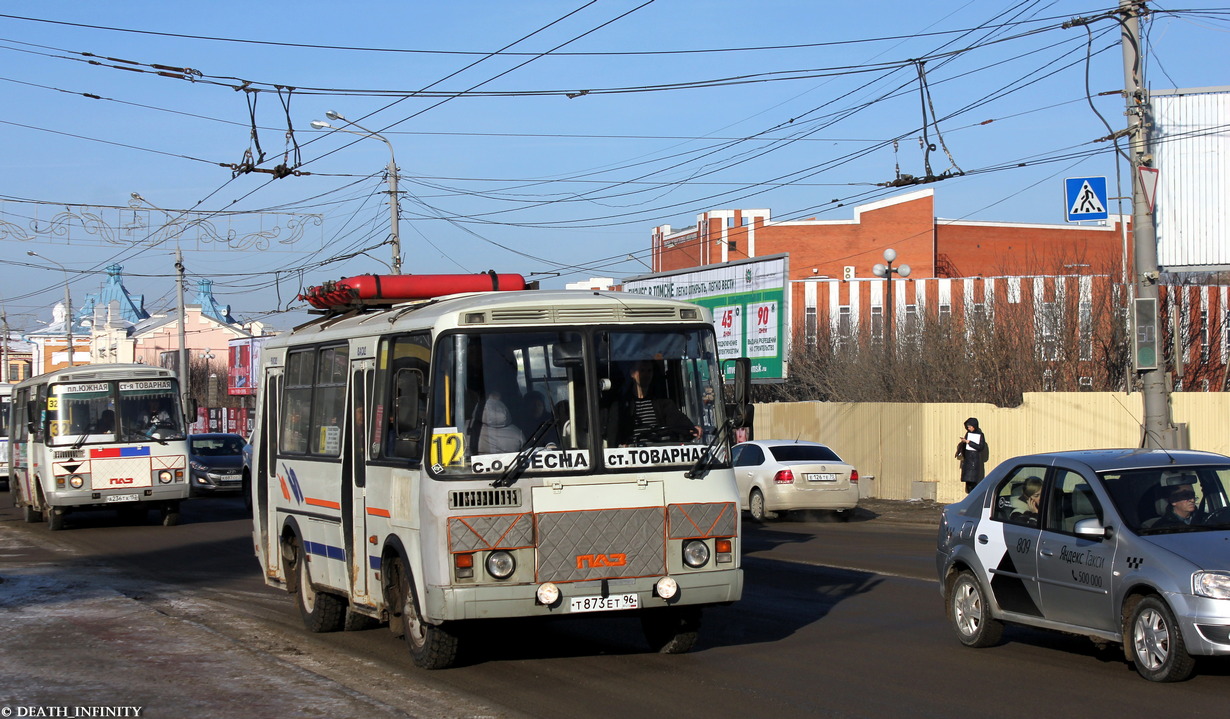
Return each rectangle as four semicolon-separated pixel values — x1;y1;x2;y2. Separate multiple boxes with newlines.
805;473;837;482
105;494;140;503
568;594;639;613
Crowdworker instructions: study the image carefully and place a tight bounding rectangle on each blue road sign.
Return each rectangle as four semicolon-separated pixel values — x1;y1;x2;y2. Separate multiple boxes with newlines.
1064;176;1108;221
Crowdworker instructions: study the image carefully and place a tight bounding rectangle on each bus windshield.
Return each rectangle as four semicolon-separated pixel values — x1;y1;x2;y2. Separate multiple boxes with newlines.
48;379;186;445
428;326;725;478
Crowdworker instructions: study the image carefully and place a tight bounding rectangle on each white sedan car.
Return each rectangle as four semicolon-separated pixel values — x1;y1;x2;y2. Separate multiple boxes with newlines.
732;440;859;521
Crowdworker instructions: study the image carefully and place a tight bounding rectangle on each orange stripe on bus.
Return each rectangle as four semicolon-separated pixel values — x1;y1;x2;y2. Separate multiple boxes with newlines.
305;497;341;509
366;507;391;518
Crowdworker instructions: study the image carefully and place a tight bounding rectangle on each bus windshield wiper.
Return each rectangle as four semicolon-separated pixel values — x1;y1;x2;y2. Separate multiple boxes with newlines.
685;419;732;479
491;417;557;489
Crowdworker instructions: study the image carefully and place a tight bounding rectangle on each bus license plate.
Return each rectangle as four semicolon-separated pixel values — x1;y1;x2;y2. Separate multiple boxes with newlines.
805;473;837;482
569;594;639;613
105;494;140;503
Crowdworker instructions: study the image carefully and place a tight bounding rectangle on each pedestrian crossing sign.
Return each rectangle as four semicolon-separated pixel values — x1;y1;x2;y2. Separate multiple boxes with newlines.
1064;176;1108;222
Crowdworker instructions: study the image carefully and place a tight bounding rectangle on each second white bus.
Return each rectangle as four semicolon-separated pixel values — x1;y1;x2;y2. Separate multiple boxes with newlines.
9;363;191;530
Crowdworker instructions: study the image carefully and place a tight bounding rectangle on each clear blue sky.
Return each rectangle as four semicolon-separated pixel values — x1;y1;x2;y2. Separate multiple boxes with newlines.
2;1;1227;331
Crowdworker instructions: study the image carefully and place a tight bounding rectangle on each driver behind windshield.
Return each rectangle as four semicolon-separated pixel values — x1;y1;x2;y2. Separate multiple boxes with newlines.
605;360;700;447
1155;484;1208;527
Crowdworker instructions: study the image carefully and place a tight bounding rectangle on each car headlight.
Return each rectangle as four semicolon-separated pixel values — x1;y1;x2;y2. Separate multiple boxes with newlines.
1193;571;1230;600
485;551;516;579
190;461;208;472
158;470;173;484
68;475;85;489
682;539;710;568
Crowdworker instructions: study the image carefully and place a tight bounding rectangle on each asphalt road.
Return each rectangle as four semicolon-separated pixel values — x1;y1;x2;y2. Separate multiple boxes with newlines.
2;494;1227;718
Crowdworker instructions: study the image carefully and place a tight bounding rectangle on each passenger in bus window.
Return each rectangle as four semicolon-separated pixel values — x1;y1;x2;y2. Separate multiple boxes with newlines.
476;394;525;454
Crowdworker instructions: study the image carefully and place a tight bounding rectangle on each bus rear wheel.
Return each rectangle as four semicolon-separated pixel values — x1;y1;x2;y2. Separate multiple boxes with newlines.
290;538;345;633
389;557;459;669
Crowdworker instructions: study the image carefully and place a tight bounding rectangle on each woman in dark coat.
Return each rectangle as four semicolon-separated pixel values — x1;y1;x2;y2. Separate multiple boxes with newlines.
955;417;989;494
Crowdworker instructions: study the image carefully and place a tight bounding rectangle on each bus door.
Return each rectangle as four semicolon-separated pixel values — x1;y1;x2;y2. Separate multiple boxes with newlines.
257;367;283;582
348;359;375;606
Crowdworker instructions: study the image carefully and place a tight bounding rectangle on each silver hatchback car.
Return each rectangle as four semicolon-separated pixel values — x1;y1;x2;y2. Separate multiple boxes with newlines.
936;449;1230;682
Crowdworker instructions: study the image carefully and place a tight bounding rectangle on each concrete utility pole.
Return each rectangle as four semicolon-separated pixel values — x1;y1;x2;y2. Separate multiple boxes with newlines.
1120;0;1180;448
176;248;190;418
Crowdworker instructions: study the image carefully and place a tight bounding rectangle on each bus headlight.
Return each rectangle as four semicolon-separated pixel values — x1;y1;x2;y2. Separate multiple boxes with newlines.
485;551;516;579
655;576;679;599
158;470;173;484
68;475;85;489
682;539;710;568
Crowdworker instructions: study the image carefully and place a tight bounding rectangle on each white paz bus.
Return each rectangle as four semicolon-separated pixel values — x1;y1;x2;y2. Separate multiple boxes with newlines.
249;273;752;668
9;364;191;530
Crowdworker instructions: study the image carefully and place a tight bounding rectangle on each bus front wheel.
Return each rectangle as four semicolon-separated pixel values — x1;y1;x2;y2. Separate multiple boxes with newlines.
46;508;65;532
388;557;459;670
641;605;701;654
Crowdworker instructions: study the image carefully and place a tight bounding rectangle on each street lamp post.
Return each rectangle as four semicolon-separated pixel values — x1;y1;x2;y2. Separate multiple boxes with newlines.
311;112;402;274
27;251;75;368
872;248;911;357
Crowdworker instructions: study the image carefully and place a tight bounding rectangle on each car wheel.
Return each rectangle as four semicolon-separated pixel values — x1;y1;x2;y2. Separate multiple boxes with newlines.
388;556;458;669
241;472;252;515
291;537;345;633
946;570;1003;648
641;606;701;654
749;488;766;522
1128;596;1196;682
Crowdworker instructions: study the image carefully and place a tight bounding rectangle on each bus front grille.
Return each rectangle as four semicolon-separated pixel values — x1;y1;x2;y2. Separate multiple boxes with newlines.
448;488;522;510
535;507;666;583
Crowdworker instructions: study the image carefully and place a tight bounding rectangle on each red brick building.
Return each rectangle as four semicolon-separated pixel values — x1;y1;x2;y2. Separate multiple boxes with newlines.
648;189;1229;391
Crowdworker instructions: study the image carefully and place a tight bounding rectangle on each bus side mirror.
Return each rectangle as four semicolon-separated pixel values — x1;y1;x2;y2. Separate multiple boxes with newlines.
724;358;753;428
393;369;423;436
186;398;198;417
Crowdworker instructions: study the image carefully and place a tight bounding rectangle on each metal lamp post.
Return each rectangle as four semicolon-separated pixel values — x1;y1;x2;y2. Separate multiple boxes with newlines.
872;248;911;357
311;112;402;274
27;250;75;368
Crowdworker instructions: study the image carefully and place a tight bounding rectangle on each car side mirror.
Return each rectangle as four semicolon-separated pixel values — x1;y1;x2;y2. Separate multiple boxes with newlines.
1073;517;1107;539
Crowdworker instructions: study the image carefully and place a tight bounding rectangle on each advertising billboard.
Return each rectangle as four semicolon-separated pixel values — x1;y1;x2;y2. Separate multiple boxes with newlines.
623;255;788;380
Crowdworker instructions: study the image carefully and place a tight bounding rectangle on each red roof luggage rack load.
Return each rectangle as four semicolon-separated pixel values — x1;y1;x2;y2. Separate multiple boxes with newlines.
300;272;528;310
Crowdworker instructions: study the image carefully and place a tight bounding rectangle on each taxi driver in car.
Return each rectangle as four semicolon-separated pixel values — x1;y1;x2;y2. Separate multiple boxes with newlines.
1156;483;1208;527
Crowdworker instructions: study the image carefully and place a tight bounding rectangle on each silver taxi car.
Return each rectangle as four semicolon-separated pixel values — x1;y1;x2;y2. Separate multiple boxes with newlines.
936;449;1230;682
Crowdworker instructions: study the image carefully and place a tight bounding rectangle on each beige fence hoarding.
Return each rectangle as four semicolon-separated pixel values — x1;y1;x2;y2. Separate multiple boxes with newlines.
756;393;1230;504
